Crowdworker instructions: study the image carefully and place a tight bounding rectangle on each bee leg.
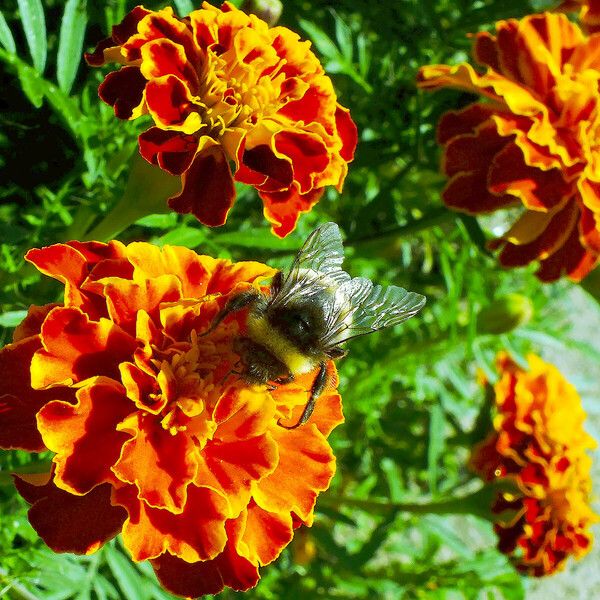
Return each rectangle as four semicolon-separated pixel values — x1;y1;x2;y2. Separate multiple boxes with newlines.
278;362;327;430
199;290;259;337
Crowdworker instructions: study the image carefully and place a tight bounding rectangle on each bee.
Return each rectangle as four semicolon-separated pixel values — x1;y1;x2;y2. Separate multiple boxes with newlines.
205;222;426;429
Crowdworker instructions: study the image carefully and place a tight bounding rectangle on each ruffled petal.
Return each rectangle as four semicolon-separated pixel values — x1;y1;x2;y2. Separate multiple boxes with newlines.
113;413;198;512
252;424;335;521
151;537;259;598
114;484;229;562
168;144;236;227
14;472;126;555
37;378;133;495
0;336;75;451
31;307;138;388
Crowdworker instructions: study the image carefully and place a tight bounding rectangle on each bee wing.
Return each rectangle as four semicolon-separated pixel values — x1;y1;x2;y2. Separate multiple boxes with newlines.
272;222;351;305
322;277;426;346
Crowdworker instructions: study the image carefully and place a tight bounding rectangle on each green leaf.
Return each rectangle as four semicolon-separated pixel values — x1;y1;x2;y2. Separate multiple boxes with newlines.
17;0;46;73
0;48;84;129
0;11;16;54
331;10;353;61
105;545;148;600
213;229;300;250
427;403;445;495
57;0;88;94
0;310;27;328
174;0;194;17
299;19;340;62
154;226;207;248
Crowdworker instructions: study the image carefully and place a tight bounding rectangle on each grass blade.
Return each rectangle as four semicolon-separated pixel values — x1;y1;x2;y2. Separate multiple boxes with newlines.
0;11;16;53
57;0;87;94
17;0;46;73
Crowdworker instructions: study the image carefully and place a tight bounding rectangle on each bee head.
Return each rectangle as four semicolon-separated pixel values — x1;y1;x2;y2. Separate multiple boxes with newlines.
266;298;328;358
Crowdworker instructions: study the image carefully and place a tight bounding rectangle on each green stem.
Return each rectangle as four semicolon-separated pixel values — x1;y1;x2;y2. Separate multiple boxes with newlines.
83;154;180;242
347;206;455;247
324;486;497;521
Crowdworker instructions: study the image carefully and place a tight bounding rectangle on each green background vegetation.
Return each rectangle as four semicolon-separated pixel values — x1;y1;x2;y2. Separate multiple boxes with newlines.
1;0;598;598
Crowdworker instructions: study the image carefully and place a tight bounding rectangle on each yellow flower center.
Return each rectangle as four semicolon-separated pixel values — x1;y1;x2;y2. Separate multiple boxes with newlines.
147;327;240;437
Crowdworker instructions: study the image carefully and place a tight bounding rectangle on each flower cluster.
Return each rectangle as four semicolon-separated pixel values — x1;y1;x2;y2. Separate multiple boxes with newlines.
418;12;600;282
0;240;343;597
558;0;600;33
470;352;597;576
86;2;357;237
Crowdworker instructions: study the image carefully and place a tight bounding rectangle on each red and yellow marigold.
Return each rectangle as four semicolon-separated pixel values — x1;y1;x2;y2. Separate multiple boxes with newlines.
417;12;600;282
0;240;343;597
85;2;357;238
557;0;600;33
470;352;597;576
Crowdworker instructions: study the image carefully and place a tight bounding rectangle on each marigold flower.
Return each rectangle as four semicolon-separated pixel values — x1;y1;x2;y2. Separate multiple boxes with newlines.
417;13;600;281
557;1;600;33
0;240;343;597
470;352;597;576
85;2;357;238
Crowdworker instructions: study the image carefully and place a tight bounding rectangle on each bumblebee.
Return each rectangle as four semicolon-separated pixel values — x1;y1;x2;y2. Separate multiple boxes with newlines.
205;222;426;428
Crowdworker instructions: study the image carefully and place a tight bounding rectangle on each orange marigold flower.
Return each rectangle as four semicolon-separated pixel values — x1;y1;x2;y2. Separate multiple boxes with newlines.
85;2;357;238
0;240;343;598
470;352;597;576
417;13;600;282
557;0;600;33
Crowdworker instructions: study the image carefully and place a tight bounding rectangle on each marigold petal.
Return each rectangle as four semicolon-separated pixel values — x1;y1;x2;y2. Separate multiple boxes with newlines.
31;307;138;388
14;473;126;555
335;104;358;162
443;171;517;214
536;225;597;281
26;244;90;310
151;540;259;598
104;274;182;333
114;484;229;562
238;503;293;565
437;104;498;144
252;424;335;521
0;336;75;451
140;38;199;89
37;378;133;495
488;142;573;210
168;144;236;227
98;66;147;120
442;121;508;177
261;186;323;237
145;74;203;133
214;387;276;440
84;36;120;67
113;413;197;513
196;433;278;516
498;203;578;268
12;303;58;342
274;131;329;194
579;203;600;253
138;128;197;175
237;144;292;189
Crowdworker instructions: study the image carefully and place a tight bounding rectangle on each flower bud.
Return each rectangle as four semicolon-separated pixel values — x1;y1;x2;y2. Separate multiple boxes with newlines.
240;0;283;26
476;294;533;335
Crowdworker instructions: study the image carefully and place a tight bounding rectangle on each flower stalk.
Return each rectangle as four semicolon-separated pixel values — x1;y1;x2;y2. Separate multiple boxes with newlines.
82;154;180;242
323;485;498;521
